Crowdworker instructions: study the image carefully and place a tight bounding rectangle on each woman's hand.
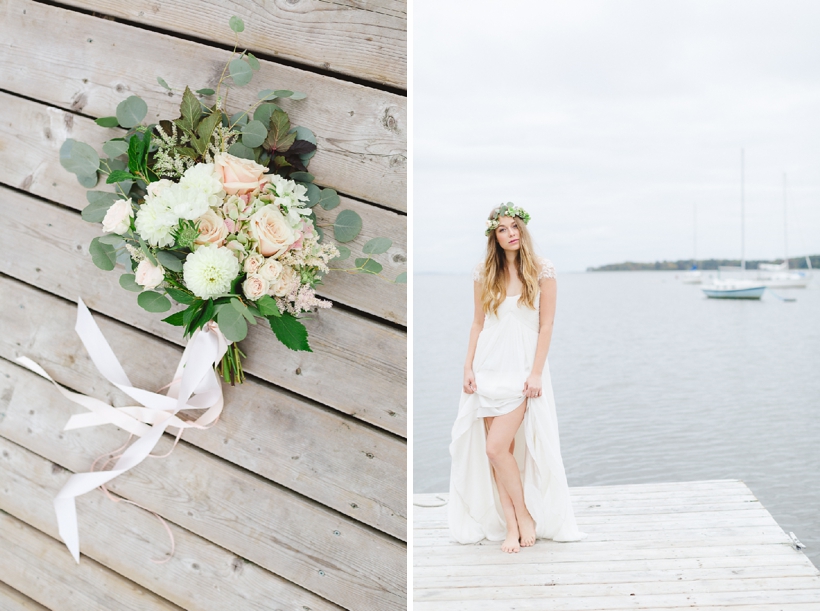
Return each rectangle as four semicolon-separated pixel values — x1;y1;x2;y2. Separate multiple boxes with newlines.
463;369;477;394
523;373;542;398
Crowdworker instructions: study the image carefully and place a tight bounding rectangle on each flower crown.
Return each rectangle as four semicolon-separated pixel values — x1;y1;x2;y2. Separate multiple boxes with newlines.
485;203;531;236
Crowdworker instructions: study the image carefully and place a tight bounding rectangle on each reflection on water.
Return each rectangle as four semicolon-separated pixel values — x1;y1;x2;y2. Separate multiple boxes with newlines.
414;270;820;566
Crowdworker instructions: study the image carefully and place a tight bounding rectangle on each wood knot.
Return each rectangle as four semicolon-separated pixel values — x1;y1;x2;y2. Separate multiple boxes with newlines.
230;557;244;573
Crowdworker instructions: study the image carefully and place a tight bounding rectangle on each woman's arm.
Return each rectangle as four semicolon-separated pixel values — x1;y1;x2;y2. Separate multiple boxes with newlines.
523;276;557;398
463;280;485;394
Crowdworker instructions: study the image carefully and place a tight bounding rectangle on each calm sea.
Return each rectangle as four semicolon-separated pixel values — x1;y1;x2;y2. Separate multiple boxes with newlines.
413;270;820;566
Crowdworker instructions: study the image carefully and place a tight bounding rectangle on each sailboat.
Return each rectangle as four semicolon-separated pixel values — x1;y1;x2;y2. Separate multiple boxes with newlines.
702;149;766;300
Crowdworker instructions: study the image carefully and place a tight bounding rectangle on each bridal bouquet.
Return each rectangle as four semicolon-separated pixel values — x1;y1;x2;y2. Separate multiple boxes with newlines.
57;16;402;384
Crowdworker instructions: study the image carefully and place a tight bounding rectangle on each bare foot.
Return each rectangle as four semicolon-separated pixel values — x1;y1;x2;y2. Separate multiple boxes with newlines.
501;528;520;553
518;512;536;547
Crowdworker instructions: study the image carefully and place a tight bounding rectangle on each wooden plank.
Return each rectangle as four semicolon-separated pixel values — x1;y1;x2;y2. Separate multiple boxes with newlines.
0;580;51;611
0;186;406;437
55;0;407;89
0;512;182;611
0;437;343;611
0;0;407;211
0;360;407;611
0;90;407;325
0;275;405;540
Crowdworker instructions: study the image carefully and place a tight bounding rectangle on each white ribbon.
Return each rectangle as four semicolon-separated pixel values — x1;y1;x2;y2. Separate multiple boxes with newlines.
16;297;229;562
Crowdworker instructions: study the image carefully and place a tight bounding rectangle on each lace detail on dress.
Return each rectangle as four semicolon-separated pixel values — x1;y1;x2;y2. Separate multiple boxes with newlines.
537;257;556;281
472;263;483;282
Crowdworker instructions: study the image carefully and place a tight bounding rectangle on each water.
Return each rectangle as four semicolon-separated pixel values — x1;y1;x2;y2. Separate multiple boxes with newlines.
414;270;820;566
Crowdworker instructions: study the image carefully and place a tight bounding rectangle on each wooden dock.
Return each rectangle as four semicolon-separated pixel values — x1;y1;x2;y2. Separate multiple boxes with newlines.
414;480;820;610
0;1;406;610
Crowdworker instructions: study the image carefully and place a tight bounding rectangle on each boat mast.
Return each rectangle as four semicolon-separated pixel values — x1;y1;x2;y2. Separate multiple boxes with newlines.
741;148;745;272
783;172;789;270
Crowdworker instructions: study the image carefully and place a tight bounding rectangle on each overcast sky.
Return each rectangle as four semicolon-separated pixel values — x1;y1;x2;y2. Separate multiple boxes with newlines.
414;0;820;273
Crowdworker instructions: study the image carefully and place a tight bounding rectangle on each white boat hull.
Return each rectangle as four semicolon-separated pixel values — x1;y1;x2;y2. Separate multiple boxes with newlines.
702;282;766;299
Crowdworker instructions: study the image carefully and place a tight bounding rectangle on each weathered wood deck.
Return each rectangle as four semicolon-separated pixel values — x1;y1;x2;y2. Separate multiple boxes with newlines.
414;480;820;610
0;1;406;609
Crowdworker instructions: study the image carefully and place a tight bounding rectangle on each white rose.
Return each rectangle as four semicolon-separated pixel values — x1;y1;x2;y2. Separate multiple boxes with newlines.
194;208;229;246
269;266;298;297
101;198;133;234
258;258;283;282
248;205;297;258
135;259;164;290
243;253;264;274
242;274;269;301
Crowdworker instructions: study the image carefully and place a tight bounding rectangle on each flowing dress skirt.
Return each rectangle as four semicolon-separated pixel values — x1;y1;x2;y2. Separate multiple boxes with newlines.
448;295;588;543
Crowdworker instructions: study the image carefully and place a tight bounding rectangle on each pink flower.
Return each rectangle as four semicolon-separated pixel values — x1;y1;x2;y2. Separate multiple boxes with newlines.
214;152;269;195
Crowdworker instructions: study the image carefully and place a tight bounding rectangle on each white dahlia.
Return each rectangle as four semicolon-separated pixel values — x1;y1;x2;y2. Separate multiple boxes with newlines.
135;198;177;248
183;245;240;299
177;163;225;218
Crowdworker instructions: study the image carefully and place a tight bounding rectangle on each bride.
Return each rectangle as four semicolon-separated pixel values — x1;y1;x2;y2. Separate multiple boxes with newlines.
448;203;588;553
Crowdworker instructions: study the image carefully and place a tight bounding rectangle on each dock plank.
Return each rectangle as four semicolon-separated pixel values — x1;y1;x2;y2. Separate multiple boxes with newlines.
414;485;820;609
0;0;407;211
0;581;50;611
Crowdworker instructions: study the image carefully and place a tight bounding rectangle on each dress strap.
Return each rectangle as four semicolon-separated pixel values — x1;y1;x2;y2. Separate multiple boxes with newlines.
537;257;556;281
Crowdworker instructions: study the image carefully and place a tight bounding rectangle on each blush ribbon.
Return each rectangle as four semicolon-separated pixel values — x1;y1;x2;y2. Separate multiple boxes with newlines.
16;298;229;562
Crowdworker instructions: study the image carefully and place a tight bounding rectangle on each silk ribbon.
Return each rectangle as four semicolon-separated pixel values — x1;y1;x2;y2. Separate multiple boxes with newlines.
16;297;229;562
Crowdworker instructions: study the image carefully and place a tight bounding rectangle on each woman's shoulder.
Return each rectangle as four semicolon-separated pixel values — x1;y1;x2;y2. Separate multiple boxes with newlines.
536;256;557;281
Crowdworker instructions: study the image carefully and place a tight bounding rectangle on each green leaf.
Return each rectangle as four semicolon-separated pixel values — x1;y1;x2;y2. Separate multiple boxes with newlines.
253;103;281;126
192;299;215;333
230;298;256;325
229;58;253;87
162;311;185;326
395;272;407;284
317;188;340;210
59;139;100;177
194;111;221;155
293;126;317;162
229;15;245;32
126;133;146;175
355;258;383;274
82;191;121;223
157;76;171;90
256;295;280;317
362;237;392;255
95;116;119;127
196;88;215;96
102;139;128;158
180;86;201;129
257;89;277;101
156;250;184;272
228;142;255;160
216;303;248;342
333;209;362;243
289;91;307;100
274;89;294;98
304;182;321;207
264;109;292;151
138;235;158;266
229;111;249;127
77;172;99;188
98;234;125;246
116;95;148;128
290;171;314;183
241;120;267;148
166;287;195;304
268;314;311;352
119;273;143;292
138;291;172;313
106;169;137;184
246;52;260;71
332;244;351;261
89;237;117;271
106;158;134;194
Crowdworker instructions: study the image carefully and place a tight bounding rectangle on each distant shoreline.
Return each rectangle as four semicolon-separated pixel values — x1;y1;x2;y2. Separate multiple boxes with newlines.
588;255;820;272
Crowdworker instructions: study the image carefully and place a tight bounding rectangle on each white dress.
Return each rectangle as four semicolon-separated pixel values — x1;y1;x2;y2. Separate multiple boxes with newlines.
448;257;588;544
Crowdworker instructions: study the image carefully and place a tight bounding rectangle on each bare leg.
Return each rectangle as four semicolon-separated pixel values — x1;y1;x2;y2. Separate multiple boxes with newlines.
485;418;519;552
486;401;537;548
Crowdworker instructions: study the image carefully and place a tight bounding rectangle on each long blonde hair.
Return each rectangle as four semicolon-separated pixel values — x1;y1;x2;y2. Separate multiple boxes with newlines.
479;207;540;316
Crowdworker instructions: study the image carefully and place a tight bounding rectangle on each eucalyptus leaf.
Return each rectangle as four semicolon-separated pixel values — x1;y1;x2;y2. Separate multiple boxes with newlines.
95;116;119;128
253;103;280;126
395;272;407;284
290;171;314;183
333;210;362;243
119;273;143;292
230;298;256;325
268;314;311;352
156;250;184;272
116;95;148;128
102;139;128;158
229;58;253;87
241;120;268;148
229;111;249;127
89;237;117;271
257;89;277;101
315;226;324;242
229;15;245;32
274;89;294;98
332;244;351;261
138;236;158;266
246;52;260;71
98;234;125;246
289;91;307;100
77;172;99;188
166;287;195;305
355;258;383;274
60;139;100;177
137;291;172;313
157;76;171;90
304;182;321;207
362;237;392;255
228;142;255;160
196;88;215;96
216;304;248;342
317;188;340;210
